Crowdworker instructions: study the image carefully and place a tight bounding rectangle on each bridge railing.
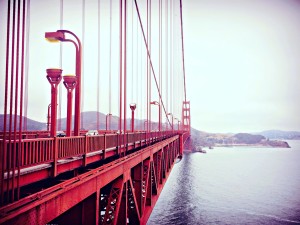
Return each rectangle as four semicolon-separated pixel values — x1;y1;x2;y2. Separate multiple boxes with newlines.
58;136;85;159
0;131;176;174
0;138;55;170
0;131;179;205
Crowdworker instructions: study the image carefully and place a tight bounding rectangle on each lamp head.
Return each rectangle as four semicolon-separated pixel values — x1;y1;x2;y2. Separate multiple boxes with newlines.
130;103;136;111
45;31;65;42
63;75;77;90
150;101;159;105
46;68;63;85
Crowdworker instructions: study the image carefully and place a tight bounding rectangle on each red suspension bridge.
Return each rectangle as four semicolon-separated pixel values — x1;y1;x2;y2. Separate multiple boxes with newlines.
0;0;190;224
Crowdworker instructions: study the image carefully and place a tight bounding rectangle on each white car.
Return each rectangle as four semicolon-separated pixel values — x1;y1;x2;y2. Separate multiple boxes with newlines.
86;130;99;136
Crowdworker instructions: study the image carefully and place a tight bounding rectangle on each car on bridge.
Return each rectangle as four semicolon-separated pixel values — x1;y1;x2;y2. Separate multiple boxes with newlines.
56;131;66;137
86;130;99;136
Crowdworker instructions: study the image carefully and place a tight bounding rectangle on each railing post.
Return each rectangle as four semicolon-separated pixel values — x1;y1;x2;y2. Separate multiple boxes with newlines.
117;132;120;156
133;133;136;149
126;132;129;153
52;137;58;177
179;134;183;157
0;140;4;205
103;134;106;160
139;132;142;148
83;135;88;166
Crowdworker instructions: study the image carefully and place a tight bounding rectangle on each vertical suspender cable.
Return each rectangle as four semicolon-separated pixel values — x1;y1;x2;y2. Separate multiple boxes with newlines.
149;0;151;131
109;0;112;128
97;0;100;130
170;0;173;116
8;0;16;203
134;0;172;128
17;0;26;200
119;0;123;132
124;0;127;133
1;0;11;205
146;0;149;133
58;0;63;131
81;0;85;130
165;0;168;119
136;7;139;120
12;0;21;202
131;0;133;103
24;0;30;131
159;0;162;130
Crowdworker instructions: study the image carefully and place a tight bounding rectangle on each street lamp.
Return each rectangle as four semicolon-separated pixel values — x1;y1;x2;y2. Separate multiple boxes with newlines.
106;113;112;131
130;103;136;132
45;30;82;136
174;118;181;131
63;75;77;136
46;68;62;137
166;113;174;132
150;101;161;131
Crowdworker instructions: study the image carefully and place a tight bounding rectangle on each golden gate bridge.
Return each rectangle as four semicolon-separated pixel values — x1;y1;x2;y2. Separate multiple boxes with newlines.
0;0;190;224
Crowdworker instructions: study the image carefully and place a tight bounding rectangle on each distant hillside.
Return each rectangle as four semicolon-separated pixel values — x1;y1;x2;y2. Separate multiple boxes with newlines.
0;111;160;132
257;130;300;140
190;130;291;149
0;115;46;131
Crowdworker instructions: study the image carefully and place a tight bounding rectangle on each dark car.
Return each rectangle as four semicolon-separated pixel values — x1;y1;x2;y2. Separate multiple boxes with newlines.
56;131;66;137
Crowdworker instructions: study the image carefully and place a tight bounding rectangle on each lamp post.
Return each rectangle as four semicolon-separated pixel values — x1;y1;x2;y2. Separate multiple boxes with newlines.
106;113;112;131
63;75;77;136
174;118;181;131
150;101;161;131
166;113;174;132
129;103;136;132
45;30;82;136
46;68;62;137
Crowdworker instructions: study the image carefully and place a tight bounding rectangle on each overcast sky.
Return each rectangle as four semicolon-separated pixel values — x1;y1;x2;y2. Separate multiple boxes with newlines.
184;0;300;133
0;0;299;133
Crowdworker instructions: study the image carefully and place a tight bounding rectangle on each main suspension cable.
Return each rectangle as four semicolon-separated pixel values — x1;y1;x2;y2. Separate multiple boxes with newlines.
179;0;187;103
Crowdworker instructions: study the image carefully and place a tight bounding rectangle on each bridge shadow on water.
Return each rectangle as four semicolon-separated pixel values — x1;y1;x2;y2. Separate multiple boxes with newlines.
148;151;206;225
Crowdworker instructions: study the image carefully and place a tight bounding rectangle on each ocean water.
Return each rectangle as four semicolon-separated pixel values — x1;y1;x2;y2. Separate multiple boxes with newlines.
147;140;300;225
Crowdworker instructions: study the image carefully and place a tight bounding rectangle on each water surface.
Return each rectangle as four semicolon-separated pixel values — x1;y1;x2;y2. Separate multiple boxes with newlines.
148;140;300;225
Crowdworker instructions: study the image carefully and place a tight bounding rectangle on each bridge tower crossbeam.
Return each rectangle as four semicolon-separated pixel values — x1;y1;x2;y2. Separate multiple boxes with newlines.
181;101;191;135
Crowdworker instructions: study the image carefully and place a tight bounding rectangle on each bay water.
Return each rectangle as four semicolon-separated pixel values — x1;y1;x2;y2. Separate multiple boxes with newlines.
148;140;300;225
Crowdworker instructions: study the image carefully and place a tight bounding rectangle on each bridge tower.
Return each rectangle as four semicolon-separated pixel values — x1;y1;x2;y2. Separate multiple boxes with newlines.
181;101;191;134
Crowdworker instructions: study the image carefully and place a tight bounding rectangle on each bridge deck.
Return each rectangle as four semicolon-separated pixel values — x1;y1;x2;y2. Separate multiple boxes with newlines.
1;131;182;203
0;134;183;225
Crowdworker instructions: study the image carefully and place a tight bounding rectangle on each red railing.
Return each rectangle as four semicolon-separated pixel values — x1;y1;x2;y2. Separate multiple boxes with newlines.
0;130;179;206
58;136;85;159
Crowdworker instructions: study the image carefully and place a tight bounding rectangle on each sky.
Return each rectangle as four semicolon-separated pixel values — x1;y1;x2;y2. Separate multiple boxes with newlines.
0;0;300;133
184;0;300;133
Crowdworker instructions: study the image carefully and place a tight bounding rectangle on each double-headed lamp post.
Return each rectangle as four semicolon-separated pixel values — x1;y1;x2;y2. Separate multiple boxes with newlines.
45;30;82;136
130;103;136;132
46;68;62;137
166;113;174;132
150;101;161;131
63;75;77;136
174;118;181;131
